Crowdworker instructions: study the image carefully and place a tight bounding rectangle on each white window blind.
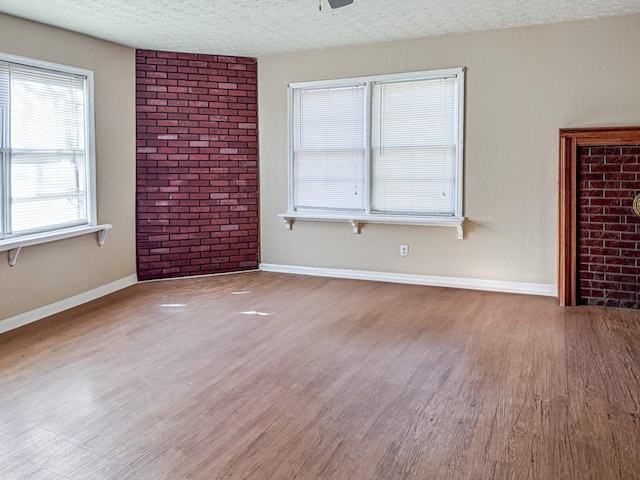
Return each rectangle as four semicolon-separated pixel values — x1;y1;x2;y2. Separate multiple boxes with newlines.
293;85;365;212
287;68;464;226
0;63;8;238
0;58;90;239
372;77;456;216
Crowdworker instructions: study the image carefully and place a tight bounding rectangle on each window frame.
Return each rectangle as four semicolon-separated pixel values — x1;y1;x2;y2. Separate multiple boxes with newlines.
282;67;465;237
0;51;97;242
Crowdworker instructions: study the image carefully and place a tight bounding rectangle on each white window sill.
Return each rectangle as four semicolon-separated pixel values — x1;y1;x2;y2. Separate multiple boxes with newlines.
278;212;465;239
0;224;112;266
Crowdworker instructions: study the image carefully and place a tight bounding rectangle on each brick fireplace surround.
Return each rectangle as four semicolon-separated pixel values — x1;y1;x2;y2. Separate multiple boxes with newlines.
559;127;640;308
578;145;640;308
136;50;259;281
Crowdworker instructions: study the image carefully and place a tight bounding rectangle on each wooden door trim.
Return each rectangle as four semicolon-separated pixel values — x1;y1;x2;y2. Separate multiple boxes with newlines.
558;126;640;306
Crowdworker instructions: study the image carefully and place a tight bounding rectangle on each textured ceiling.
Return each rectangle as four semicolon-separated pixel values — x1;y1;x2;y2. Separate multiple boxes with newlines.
1;0;640;57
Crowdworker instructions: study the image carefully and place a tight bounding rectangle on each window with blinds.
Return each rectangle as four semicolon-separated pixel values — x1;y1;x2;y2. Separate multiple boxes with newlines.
0;54;94;240
293;85;365;212
288;68;464;222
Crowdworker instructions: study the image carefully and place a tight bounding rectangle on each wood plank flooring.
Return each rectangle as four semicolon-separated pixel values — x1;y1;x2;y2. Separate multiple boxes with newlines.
0;272;639;479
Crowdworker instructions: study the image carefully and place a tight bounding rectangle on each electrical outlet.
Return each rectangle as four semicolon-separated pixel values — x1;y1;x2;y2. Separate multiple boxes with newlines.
400;245;409;257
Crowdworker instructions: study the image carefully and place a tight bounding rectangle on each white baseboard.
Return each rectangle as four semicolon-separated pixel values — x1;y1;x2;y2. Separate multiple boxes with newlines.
259;263;557;297
0;274;138;335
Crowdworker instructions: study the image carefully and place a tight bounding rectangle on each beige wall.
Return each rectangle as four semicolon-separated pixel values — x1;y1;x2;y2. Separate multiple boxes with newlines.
258;14;640;286
0;14;136;320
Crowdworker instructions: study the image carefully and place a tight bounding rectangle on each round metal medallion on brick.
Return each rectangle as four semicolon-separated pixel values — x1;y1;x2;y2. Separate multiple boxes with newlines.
634;193;640;217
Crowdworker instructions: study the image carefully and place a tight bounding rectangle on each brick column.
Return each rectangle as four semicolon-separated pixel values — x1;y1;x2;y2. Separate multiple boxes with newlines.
136;50;259;280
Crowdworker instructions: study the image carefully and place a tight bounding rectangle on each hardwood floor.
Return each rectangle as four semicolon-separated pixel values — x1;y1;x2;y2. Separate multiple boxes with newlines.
1;272;639;479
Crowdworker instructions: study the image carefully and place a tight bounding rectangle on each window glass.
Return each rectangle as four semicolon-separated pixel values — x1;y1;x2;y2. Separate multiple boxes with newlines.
0;56;92;239
288;69;463;221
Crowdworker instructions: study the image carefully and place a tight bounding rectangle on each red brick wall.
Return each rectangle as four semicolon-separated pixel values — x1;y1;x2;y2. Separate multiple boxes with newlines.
136;50;259;280
578;145;640;308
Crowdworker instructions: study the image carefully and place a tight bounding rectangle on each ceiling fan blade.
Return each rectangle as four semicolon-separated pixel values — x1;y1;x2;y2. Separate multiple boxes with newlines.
328;0;354;8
